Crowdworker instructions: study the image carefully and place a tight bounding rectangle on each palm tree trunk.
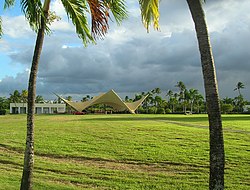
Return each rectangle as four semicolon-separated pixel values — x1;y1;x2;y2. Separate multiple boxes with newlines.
190;102;193;113
20;1;50;189
186;0;225;189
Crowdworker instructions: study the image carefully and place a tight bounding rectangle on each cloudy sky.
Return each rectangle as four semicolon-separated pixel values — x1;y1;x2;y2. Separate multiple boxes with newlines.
0;0;249;101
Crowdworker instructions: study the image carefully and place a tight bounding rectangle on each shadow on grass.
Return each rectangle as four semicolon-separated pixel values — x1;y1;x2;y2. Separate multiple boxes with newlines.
79;115;209;123
0;143;207;170
77;114;250;123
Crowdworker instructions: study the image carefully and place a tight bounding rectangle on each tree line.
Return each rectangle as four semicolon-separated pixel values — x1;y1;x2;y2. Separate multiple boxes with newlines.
1;81;248;115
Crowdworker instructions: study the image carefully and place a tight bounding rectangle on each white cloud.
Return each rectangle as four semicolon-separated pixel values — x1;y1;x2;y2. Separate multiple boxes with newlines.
50;0;66;17
0;39;11;52
50;20;75;32
2;15;33;38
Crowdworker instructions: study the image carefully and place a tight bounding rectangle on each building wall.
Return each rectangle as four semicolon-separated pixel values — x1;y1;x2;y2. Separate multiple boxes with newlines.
243;105;250;112
10;103;66;114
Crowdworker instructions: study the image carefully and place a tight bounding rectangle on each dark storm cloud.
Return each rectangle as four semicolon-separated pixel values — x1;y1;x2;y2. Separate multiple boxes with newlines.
3;27;202;98
0;71;29;96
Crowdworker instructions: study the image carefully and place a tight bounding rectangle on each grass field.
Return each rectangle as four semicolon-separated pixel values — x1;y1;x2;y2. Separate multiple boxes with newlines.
0;114;249;189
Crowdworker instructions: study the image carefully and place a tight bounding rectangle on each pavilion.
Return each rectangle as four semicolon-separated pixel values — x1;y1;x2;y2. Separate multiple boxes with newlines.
56;89;148;114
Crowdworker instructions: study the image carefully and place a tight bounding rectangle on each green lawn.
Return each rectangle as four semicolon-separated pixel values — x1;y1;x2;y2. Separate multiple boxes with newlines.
0;114;249;189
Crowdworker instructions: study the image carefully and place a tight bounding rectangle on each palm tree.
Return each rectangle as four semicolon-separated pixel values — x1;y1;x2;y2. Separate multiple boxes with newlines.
175;81;186;112
21;90;28;113
21;90;28;103
194;93;204;113
154;95;162;108
188;88;198;113
2;1;127;189
139;0;225;189
234;82;245;96
66;96;72;101
9;90;21;112
35;95;44;103
166;90;173;101
154;87;161;94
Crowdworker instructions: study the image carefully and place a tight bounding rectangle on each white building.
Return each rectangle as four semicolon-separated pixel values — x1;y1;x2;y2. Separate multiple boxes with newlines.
243;105;250;112
10;103;66;114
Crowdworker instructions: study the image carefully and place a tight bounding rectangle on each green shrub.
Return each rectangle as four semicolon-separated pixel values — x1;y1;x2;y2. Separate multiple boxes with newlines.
137;107;146;114
156;107;165;114
148;107;157;114
221;104;233;114
0;109;6;115
165;108;172;114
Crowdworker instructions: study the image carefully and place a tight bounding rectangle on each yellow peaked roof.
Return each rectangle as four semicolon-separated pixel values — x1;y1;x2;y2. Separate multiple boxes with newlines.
55;89;148;114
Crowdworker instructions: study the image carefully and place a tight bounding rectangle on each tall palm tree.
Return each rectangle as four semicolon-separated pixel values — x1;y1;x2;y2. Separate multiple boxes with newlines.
188;88;198;113
175;81;186;112
194;93;204;113
21;90;28;103
234;82;245;96
166;90;173;101
139;0;225;189
9;90;21;112
21;90;28;113
154;87;161;94
35;95;44;103
2;1;127;189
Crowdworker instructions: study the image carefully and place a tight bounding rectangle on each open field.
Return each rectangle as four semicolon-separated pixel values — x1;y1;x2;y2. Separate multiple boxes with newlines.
0;114;249;189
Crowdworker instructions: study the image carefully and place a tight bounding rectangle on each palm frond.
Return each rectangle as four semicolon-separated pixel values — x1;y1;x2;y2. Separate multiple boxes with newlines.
87;0;109;39
61;0;94;45
104;0;128;25
139;0;160;32
20;0;45;32
0;17;3;38
4;0;15;9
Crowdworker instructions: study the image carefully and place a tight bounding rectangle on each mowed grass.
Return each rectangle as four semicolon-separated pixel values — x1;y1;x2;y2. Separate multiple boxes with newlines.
0;114;249;190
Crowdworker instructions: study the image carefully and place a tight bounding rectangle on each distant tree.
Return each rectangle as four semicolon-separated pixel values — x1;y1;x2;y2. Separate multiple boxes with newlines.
166;90;173;101
9;90;21;108
234;95;247;113
175;81;186;112
154;87;161;94
0;96;9;110
82;95;91;102
21;90;28;103
134;94;142;101
66;96;72;101
20;90;28;113
194;93;204;113
222;97;234;105
125;95;130;102
221;104;233;114
171;93;179;113
35;95;44;103
144;91;153;109
188;88;199;113
234;82;245;96
154;95;162;108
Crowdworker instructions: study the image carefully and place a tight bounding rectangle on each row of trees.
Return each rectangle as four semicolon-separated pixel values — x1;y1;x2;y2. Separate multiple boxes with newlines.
130;82;248;114
0;90;44;108
0;81;248;115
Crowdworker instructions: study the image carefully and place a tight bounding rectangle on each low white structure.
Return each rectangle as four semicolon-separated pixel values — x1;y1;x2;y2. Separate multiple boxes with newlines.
10;103;66;114
243;105;250;112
